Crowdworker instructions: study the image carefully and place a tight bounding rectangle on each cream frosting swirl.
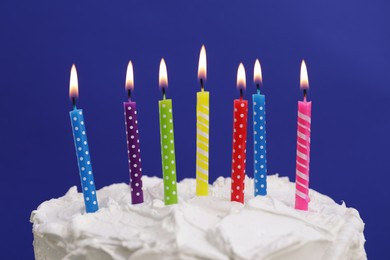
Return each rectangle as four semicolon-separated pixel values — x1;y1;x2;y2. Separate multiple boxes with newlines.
31;175;366;260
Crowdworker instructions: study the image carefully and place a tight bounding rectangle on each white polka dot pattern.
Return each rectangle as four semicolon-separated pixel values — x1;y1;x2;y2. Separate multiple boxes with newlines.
159;99;178;205
70;109;98;213
231;99;248;203
124;101;144;204
253;94;267;196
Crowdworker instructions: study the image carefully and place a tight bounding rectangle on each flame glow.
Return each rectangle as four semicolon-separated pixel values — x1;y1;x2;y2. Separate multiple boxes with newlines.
69;64;79;99
125;61;134;90
159;58;168;88
237;63;246;89
300;60;309;89
254;59;262;85
198;45;207;81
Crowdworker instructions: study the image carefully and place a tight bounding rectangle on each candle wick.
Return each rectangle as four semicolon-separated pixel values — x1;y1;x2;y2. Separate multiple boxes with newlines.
256;83;261;94
303;89;307;102
240;88;243;100
127;89;132;101
72;97;77;110
200;78;204;92
162;87;166;100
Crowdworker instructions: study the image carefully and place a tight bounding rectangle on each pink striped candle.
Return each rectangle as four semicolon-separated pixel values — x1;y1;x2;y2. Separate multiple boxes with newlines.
124;61;143;204
295;60;312;211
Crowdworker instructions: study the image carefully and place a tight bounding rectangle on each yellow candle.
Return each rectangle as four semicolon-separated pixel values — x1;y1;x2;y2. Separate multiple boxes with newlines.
196;90;209;195
196;45;209;196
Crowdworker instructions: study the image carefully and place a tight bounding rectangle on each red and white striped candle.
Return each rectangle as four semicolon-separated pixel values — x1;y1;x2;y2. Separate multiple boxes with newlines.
231;63;248;203
295;60;312;211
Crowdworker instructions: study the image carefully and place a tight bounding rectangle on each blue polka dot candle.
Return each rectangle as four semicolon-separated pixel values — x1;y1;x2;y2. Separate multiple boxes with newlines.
158;58;178;205
123;61;144;204
69;64;99;213
252;59;267;196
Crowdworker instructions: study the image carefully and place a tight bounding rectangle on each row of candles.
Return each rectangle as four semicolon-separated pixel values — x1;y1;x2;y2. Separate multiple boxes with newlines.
69;45;312;213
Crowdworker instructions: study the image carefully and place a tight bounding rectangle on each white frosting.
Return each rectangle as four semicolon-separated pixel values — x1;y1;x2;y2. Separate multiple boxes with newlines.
31;175;366;260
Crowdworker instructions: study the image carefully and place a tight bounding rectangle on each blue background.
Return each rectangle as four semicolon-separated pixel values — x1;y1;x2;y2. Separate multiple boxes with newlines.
1;0;388;258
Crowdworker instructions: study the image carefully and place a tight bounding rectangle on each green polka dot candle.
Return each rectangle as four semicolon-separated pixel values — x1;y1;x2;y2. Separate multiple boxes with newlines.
158;58;178;205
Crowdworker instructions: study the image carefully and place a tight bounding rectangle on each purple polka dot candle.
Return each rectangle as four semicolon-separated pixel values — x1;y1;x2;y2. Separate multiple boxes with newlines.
123;61;143;204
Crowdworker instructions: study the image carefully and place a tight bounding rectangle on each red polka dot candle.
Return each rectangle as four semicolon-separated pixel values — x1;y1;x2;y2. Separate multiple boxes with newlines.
123;61;143;204
231;63;248;203
295;60;312;211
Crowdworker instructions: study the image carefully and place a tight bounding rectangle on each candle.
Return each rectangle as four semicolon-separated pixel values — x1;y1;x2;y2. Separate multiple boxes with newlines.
252;59;267;196
158;58;178;205
196;45;210;196
231;63;248;203
69;65;99;213
295;60;312;211
123;61;144;204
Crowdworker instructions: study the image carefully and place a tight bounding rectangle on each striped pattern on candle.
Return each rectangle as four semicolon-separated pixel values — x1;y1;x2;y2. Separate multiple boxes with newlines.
196;91;209;196
295;101;312;211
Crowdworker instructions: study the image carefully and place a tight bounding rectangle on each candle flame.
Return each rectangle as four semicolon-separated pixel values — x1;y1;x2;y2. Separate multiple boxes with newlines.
198;45;207;82
159;58;168;89
237;63;246;89
254;59;262;86
125;61;134;90
300;60;309;89
69;64;79;99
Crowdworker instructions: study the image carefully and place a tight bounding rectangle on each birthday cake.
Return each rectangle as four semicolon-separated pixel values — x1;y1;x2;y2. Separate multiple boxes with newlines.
31;175;366;260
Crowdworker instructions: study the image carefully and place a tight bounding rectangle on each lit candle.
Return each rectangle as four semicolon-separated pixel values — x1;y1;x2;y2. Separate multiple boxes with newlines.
253;59;267;196
69;65;99;213
295;60;312;211
158;58;178;205
123;61;144;204
231;63;248;203
196;45;210;196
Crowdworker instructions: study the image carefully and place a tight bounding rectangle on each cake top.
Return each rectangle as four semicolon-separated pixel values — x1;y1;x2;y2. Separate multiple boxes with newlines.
31;175;366;260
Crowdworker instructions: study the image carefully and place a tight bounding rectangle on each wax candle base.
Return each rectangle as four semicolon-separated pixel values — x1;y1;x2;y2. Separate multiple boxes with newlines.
124;101;144;204
70;109;99;213
159;99;178;205
196;91;210;196
231;99;248;203
253;94;267;196
295;101;312;211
